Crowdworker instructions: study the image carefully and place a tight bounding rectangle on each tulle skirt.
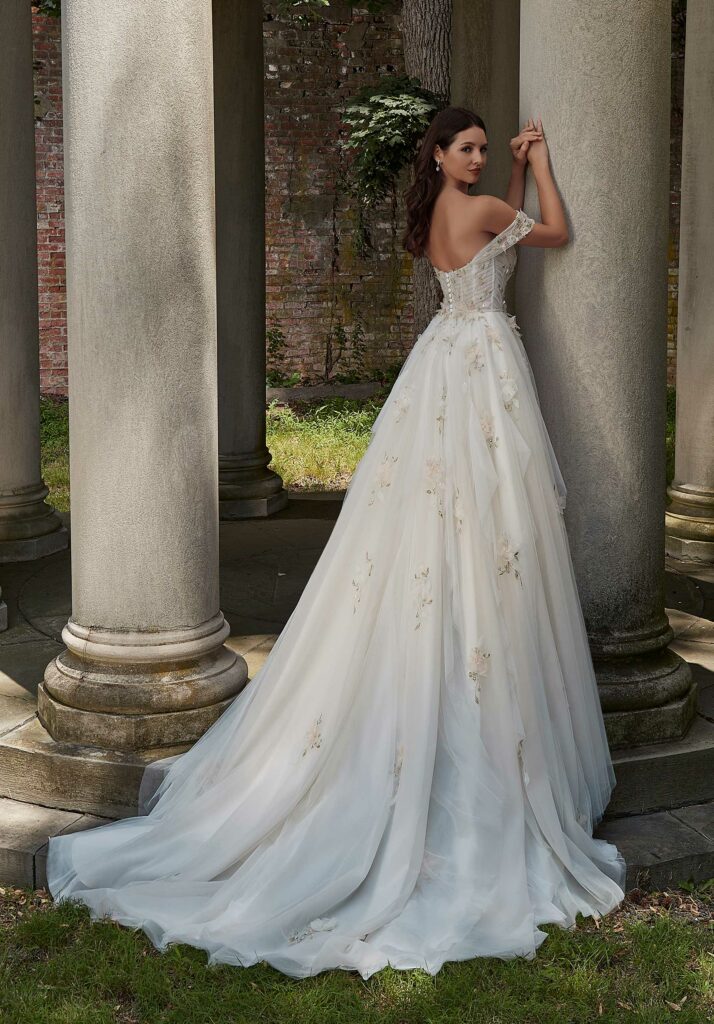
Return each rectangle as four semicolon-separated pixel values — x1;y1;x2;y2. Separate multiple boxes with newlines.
46;307;626;979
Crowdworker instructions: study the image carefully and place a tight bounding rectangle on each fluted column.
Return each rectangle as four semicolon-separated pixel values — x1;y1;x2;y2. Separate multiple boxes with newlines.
665;0;714;563
213;0;288;519
516;0;695;748
0;0;67;563
38;0;248;752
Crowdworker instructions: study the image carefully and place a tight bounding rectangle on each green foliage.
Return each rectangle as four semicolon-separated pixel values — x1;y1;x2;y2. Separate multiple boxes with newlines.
342;75;444;209
266;322;304;387
40;395;70;512
320;316;372;384
268;396;383;490
2;881;714;1023
35;0;61;15
341;75;445;256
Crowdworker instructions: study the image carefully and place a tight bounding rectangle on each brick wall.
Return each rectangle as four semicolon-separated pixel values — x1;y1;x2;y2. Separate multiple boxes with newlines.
31;2;683;394
263;0;413;384
32;8;66;396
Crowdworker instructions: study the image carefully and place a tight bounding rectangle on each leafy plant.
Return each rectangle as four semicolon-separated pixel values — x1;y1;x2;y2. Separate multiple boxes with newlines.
266;322;304;387
35;0;61;15
341;75;445;254
322;317;371;384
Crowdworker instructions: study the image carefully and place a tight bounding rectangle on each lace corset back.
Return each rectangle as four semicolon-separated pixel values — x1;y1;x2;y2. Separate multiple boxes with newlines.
430;208;535;316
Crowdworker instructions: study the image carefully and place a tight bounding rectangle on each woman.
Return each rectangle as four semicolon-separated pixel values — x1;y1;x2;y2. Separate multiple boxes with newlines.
46;106;626;980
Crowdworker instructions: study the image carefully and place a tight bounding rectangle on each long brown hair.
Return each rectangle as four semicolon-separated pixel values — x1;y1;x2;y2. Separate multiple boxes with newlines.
402;106;487;259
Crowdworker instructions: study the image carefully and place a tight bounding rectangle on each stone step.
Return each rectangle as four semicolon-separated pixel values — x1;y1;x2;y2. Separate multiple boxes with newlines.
606;714;714;817
2;693;714;821
0;795;110;889
0;710;186;819
0;791;711;895
595;798;714;891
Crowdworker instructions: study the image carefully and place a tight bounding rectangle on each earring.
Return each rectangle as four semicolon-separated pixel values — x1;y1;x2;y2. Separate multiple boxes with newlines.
435;160;441;172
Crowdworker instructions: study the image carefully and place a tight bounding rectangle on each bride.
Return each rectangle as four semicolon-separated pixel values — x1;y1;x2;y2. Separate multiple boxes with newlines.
46;106;627;980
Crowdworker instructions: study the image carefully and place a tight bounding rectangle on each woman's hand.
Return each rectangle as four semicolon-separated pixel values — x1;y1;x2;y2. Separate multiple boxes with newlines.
509;117;543;167
525;117;550;170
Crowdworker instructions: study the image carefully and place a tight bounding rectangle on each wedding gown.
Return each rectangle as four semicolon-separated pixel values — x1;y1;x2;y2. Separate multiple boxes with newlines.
46;208;627;979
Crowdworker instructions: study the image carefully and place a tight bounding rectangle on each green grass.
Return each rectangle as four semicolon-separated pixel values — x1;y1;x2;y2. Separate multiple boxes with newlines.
40;397;70;513
0;883;712;1023
266;397;385;491
40;387;678;514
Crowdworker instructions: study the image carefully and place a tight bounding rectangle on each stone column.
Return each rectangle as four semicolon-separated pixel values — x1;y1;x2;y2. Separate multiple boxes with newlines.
450;0;520;310
213;0;288;519
665;0;714;563
450;0;520;201
516;0;695;749
38;0;248;752
0;0;67;563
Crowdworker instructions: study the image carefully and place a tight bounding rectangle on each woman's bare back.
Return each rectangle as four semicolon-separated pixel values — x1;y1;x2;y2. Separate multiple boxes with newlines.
425;193;498;273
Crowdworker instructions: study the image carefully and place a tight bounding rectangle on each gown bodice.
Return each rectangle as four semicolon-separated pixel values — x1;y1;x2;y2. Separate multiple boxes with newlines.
430;208;535;317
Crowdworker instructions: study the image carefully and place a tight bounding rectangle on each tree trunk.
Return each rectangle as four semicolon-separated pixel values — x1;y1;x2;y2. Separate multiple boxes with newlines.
401;0;452;339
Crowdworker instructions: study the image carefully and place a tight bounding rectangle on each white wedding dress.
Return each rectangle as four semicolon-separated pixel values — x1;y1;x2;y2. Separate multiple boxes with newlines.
46;208;626;979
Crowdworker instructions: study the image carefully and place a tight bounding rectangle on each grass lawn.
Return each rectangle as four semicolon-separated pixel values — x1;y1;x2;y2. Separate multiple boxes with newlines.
39;395;388;514
40;387;678;515
0;882;712;1023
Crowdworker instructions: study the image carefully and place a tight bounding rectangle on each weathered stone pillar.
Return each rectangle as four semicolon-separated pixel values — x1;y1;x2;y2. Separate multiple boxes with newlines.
213;0;288;519
450;0;520;309
38;0;248;752
0;0;66;563
516;0;695;748
665;0;714;563
450;0;520;200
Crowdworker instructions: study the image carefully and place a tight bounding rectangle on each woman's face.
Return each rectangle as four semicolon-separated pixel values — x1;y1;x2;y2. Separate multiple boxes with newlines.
433;126;488;186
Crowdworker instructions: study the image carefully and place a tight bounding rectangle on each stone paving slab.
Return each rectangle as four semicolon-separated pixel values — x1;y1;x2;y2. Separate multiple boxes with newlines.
0;638;62;701
0;797;84;888
0;796;110;888
0;792;711;892
596;801;714;890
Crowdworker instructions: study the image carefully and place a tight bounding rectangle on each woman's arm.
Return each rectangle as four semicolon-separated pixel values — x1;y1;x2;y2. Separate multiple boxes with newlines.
504;118;540;209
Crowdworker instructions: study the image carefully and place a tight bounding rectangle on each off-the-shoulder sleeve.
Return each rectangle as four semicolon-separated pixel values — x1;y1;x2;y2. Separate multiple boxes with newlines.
494;208;535;252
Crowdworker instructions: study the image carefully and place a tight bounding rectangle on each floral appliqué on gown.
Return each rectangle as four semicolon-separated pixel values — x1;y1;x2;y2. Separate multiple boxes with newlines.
46;208;626;980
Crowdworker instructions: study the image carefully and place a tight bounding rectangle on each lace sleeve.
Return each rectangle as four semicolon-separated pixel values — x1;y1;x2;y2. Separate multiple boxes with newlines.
495;209;535;253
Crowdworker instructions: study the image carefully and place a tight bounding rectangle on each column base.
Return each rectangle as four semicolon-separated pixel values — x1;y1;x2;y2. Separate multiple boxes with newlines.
39;613;249;751
603;679;697;750
219;449;288;520
0;482;68;563
593;614;696;748
665;484;714;563
37;681;240;752
0;526;68;564
220;489;289;520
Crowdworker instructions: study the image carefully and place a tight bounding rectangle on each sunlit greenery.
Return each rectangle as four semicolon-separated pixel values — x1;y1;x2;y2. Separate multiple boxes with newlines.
1;882;712;1022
